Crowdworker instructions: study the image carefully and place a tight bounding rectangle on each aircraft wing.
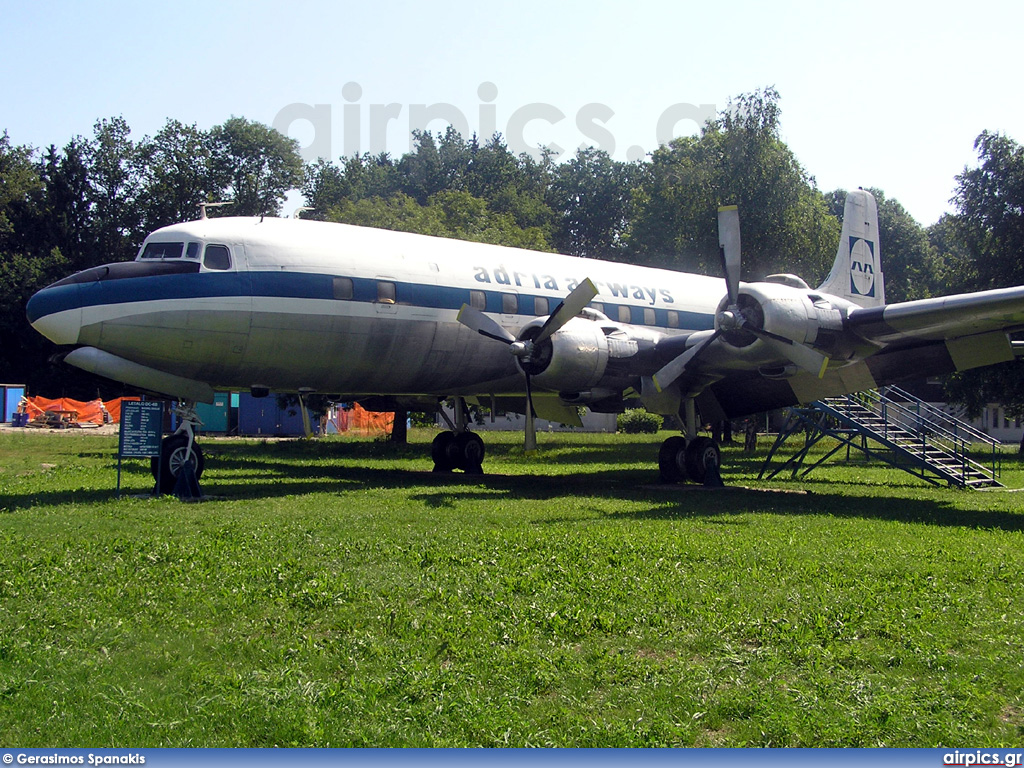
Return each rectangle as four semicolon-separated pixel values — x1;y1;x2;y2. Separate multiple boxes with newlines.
845;285;1024;344
690;285;1024;422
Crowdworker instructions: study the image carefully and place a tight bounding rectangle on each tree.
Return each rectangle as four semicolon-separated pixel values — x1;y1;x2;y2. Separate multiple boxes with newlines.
325;190;552;251
950;130;1024;290
301;152;400;215
396;130;447;205
209;117;304;216
0;133;55;386
548;147;637;259
0;131;39;239
627;87;838;283
35;139;93;272
139;119;222;230
86;117;143;263
940;131;1024;445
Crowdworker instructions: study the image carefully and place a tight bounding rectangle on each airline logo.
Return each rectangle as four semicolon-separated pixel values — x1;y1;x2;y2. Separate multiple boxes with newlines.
849;237;876;298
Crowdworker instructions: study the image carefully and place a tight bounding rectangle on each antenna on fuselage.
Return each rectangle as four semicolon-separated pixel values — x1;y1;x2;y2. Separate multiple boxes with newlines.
293;207;313;219
198;201;233;220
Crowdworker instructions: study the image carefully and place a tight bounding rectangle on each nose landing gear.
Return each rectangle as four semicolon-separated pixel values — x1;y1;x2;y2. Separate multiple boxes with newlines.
151;402;205;495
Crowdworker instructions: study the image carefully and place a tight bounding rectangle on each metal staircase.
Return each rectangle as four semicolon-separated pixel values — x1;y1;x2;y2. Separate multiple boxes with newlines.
759;386;1004;488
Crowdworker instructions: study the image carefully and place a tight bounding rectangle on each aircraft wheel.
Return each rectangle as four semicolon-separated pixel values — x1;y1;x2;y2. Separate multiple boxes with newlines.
658;435;688;483
431;431;458;472
151;433;205;495
454;431;485;474
684;437;720;484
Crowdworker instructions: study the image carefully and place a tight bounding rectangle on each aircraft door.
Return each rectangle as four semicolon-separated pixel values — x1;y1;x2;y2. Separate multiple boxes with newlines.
374;278;399;316
499;290;520;325
184;242;252;378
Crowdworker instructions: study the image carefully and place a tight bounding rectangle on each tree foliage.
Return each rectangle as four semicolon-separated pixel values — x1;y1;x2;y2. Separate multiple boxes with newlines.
626;87;839;282
209;116;304;216
941;131;1024;426
326;190;553;251
548;147;638;260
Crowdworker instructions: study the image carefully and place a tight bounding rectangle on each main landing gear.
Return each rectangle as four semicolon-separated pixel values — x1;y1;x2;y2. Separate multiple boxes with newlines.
656;399;723;486
431;398;485;474
431;431;485;474
151;402;205;495
657;435;721;484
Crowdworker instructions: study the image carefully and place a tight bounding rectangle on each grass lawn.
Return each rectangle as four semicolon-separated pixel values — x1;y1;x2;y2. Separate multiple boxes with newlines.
1;427;1023;746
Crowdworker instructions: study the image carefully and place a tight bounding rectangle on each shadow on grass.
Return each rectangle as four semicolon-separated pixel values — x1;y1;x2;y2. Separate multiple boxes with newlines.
5;437;1024;533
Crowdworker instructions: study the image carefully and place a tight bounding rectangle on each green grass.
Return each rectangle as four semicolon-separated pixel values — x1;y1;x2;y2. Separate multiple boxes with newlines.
1;428;1023;746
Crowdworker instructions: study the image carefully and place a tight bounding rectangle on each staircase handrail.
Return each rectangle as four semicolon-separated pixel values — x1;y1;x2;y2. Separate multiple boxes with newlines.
882;385;1001;448
822;389;1001;482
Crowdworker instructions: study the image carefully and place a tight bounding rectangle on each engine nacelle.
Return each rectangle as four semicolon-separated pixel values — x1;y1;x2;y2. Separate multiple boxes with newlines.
720;282;848;353
517;316;611;392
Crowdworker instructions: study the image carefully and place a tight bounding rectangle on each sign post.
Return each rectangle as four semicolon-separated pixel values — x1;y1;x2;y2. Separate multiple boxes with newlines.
118;400;164;496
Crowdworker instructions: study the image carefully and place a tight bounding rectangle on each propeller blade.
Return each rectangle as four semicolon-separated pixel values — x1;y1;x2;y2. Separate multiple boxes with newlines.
651;330;720;392
753;331;830;378
457;304;516;344
718;205;741;306
524;373;537;452
533;278;599;346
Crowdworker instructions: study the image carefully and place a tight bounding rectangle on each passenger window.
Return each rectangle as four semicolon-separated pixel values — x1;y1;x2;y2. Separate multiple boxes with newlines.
203;244;231;270
470;290;486;310
185;242;201;259
644;308;656;325
534;297;549;316
591;302;605;315
333;277;354;300
141;242;183;259
617;305;631;323
501;293;518;314
377;281;396;303
667;310;680;328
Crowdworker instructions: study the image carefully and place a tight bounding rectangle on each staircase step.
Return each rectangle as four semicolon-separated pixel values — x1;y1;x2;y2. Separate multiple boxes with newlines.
811;393;1004;490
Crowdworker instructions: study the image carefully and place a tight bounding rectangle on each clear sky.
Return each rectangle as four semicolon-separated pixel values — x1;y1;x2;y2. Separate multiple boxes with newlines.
2;0;1021;226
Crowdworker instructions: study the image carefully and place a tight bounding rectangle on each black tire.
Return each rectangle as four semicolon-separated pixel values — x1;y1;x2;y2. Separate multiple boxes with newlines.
658;435;688;483
684;436;720;484
431;431;457;472
454;431;485;473
151;433;205;495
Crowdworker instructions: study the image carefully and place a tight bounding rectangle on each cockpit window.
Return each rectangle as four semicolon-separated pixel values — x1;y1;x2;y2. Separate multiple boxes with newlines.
185;242;201;259
203;244;231;271
140;241;184;259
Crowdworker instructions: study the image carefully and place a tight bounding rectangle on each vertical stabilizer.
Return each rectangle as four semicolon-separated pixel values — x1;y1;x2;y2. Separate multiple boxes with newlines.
817;189;885;307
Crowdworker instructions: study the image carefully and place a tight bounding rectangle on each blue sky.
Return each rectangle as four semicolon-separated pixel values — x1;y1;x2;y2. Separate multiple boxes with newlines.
3;0;1022;226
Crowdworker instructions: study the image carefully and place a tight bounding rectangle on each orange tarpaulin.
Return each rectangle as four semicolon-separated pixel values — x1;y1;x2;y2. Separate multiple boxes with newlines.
331;403;394;436
22;396;138;424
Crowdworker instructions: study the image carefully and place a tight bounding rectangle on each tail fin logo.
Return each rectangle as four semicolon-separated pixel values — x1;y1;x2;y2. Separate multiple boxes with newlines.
849;237;876;298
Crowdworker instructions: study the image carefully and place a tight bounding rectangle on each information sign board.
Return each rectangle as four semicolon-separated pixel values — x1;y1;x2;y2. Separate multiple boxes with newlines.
119;400;164;457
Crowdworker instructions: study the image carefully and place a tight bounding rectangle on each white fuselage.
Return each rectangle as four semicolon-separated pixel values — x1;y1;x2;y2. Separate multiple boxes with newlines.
28;216;723;400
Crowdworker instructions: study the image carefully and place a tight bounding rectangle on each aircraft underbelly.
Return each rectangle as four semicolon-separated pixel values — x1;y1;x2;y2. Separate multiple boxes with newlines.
81;305;251;385
240;308;515;393
78;293;517;396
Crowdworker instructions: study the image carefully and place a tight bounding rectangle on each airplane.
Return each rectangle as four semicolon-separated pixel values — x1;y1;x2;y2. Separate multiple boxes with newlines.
25;189;1024;493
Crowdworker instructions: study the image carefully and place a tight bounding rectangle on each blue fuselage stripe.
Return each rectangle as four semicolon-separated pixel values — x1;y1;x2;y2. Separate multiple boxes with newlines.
29;269;715;331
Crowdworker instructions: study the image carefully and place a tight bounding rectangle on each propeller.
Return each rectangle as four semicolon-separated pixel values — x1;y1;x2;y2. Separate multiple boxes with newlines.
457;278;599;451
652;205;829;392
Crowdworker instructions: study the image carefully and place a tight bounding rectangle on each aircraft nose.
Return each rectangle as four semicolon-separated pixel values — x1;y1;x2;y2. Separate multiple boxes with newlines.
26;282;83;345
